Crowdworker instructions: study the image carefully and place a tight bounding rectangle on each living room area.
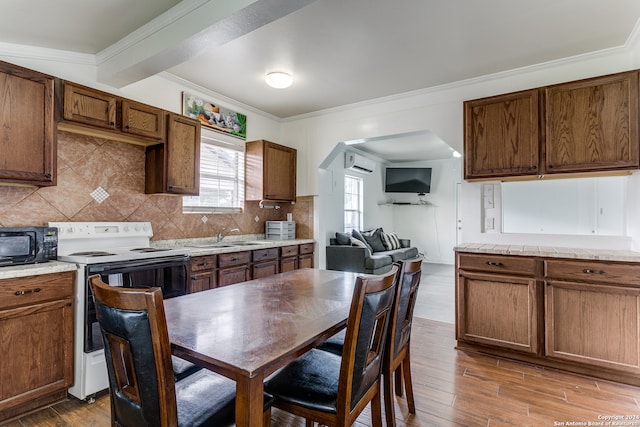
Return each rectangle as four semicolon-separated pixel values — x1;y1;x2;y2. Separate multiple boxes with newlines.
317;130;461;325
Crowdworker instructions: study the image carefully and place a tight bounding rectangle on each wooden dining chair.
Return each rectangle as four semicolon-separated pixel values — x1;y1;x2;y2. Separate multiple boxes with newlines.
264;265;399;427
89;275;272;427
316;254;424;426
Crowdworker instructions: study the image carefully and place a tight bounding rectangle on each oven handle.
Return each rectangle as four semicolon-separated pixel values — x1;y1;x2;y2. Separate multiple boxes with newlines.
87;256;190;274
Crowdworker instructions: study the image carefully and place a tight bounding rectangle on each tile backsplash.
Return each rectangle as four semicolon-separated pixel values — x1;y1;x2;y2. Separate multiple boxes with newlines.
0;132;313;241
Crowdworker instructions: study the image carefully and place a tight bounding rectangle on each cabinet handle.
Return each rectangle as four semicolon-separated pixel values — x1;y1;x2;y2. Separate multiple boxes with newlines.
45;173;52;179
109;121;115;127
485;261;503;267
125;125;130;129
583;269;605;275
197;262;209;267
531;165;536;170
15;288;41;296
548;164;554;169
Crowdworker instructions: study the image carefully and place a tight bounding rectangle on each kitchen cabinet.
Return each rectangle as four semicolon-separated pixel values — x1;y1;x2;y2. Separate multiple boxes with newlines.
58;80;165;144
245;140;297;202
456;253;541;354
544;71;639;174
544;259;640;374
218;251;251;287
145;113;201;195
0;271;74;422
189;255;217;293
251;248;279;279
298;243;315;269
464;89;540;179
0;60;56;186
463;69;640;180
280;245;299;273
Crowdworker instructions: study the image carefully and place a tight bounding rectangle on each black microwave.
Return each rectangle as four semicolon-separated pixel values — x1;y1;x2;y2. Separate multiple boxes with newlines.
0;227;58;266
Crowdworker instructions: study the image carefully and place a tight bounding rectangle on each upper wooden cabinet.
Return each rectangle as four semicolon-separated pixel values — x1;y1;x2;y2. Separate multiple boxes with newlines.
464;69;640;180
145;113;201;195
464;89;540;179
58;80;165;145
0;61;56;186
245;139;297;202
544;71;639;174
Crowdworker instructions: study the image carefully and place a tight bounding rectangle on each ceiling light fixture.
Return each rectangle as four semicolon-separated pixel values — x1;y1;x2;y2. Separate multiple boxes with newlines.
265;71;293;89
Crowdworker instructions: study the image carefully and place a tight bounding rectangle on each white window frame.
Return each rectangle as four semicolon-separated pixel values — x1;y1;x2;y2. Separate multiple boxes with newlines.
183;133;245;213
344;174;364;233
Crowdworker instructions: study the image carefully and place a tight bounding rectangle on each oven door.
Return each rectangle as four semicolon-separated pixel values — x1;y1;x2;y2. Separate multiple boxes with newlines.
83;255;191;353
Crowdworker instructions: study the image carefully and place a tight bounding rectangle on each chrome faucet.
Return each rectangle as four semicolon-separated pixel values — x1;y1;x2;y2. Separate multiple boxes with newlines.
217;227;240;242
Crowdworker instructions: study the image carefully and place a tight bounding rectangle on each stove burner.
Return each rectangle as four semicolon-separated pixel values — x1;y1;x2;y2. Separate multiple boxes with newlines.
129;248;170;253
68;251;115;257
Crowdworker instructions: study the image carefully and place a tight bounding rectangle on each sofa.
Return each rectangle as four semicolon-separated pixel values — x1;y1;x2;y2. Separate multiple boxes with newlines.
325;228;419;275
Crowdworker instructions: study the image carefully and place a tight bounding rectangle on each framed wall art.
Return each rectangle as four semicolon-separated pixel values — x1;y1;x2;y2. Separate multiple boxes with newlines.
182;92;247;140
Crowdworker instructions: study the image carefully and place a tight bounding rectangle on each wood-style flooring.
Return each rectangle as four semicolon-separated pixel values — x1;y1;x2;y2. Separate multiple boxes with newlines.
4;317;640;426
5;264;640;426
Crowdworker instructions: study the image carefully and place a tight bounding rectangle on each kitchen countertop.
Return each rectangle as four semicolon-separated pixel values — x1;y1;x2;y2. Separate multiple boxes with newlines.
152;237;315;257
0;261;78;280
455;242;640;262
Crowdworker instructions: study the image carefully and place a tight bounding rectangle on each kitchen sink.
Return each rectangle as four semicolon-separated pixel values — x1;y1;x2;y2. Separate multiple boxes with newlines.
186;241;265;249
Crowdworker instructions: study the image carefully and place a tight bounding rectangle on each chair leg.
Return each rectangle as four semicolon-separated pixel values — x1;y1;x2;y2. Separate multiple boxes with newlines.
394;365;403;397
383;369;396;427
371;389;384;427
305;419;314;427
263;407;271;427
402;349;416;414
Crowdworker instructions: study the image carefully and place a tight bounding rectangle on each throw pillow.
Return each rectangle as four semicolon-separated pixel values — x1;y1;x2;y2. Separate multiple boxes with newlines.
350;237;372;255
335;232;351;245
361;228;387;253
382;231;401;250
351;229;373;252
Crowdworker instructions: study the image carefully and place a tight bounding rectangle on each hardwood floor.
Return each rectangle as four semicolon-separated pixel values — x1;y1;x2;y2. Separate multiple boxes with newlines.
5;264;640;426
5;317;640;426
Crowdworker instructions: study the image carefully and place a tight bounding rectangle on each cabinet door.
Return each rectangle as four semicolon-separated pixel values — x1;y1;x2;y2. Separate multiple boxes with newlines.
545;71;639;174
165;113;200;195
464;89;540;179
62;82;116;130
280;257;298;273
218;266;249;287
0;61;56;186
298;254;313;269
545;280;640;373
457;271;540;354
252;260;279;279
122;99;165;140
0;298;73;413
189;271;216;293
264;142;296;200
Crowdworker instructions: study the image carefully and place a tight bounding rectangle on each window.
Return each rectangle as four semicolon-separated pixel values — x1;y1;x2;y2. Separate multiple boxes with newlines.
344;175;363;233
183;137;245;213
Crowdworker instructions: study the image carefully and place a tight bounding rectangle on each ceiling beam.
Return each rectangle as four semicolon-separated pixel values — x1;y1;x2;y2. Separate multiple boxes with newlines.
96;0;317;88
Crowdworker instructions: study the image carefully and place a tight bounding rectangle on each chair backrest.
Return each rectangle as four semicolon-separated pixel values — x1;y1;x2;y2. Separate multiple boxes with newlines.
388;254;424;361
338;265;399;414
89;274;178;427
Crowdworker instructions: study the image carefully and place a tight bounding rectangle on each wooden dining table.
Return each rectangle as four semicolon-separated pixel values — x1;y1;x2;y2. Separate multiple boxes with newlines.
163;268;359;427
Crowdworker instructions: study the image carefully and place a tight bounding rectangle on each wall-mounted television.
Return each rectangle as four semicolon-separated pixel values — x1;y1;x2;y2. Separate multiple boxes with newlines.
384;167;432;194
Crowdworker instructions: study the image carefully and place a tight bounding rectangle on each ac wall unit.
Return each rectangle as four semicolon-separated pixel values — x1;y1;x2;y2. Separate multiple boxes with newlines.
345;152;375;174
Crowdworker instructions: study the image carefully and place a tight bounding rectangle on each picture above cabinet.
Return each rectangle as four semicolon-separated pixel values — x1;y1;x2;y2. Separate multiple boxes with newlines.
464;69;640;181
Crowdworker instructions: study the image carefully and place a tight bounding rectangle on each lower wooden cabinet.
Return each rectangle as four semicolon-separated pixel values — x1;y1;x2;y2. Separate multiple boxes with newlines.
0;271;74;422
189;255;217;293
456;250;640;386
457;271;540;354
252;248;279;279
280;245;299;273
218;251;251;287
545;280;640;373
298;243;315;269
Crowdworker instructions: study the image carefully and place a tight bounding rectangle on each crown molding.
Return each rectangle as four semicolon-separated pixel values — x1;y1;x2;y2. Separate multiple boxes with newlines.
0;42;95;65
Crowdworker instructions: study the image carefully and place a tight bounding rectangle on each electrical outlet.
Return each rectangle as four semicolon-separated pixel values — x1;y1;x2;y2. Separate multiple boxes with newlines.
485;217;494;230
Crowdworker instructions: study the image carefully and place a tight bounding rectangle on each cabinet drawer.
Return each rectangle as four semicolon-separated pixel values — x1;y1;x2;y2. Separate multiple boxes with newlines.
0;271;74;310
545;259;640;286
252;248;279;262
458;253;536;276
299;243;314;255
218;251;251;268
281;245;299;258
191;255;217;272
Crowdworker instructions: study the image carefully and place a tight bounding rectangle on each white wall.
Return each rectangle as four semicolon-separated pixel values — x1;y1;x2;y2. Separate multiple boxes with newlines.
282;40;640;254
